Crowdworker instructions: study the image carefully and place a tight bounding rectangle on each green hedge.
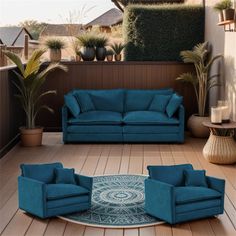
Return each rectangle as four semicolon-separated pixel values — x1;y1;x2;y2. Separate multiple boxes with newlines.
123;4;205;61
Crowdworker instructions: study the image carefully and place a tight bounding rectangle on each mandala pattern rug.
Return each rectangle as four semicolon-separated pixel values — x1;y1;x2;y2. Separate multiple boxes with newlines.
59;175;163;228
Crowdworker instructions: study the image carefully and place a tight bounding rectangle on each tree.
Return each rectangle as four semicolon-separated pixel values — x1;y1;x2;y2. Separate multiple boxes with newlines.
19;20;47;40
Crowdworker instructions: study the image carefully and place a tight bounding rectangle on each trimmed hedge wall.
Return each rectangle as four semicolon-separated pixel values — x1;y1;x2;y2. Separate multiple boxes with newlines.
123;4;205;61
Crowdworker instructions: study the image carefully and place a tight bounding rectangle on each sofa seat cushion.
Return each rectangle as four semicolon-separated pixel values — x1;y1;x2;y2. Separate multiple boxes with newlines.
46;184;89;200
67;125;123;134
123;111;179;125
123;125;179;134
175;186;222;204
68;111;123;125
47;195;89;209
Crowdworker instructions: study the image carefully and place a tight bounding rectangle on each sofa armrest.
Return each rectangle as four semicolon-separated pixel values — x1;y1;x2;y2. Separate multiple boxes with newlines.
178;104;185;143
206;176;225;194
74;174;93;192
18;176;46;218
145;178;175;224
62;105;68;143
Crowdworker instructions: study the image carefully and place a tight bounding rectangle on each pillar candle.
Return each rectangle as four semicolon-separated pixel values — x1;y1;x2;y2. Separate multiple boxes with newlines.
211;107;222;124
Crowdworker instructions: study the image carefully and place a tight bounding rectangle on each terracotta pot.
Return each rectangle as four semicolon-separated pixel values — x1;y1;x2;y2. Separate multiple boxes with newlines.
49;49;61;62
218;11;224;22
106;55;113;62
80;47;95;61
76;55;81;62
96;47;106;61
187;114;210;138
20;127;43;147
223;9;235;21
115;54;122;61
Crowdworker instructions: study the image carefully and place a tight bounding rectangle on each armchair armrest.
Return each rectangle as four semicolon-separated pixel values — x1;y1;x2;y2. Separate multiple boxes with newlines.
206;176;225;194
18;176;46;218
145;178;175;224
74;174;93;192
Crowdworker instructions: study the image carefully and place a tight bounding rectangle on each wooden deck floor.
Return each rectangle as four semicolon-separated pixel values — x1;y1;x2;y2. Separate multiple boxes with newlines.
0;133;236;236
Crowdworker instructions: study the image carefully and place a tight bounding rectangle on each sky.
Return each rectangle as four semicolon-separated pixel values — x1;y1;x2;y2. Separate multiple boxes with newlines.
0;0;115;26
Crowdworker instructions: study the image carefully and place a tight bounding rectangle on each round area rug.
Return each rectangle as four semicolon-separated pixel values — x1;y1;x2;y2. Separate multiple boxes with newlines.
59;175;163;228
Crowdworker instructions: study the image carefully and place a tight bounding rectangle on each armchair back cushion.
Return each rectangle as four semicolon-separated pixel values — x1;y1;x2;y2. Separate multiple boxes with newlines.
20;162;63;184
147;164;193;186
55;168;76;185
184;170;208;187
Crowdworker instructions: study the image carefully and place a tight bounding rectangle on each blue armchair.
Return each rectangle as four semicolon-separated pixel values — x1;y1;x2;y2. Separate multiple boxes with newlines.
145;164;225;224
18;162;93;218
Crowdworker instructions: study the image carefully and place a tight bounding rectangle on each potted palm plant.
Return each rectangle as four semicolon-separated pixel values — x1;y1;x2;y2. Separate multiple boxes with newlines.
111;42;126;61
94;35;108;61
176;42;222;138
4;49;67;147
77;33;96;61
45;39;65;62
106;49;114;62
214;0;235;22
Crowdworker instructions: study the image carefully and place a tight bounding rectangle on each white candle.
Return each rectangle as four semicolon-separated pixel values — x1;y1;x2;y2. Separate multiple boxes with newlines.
211;107;222;124
217;100;231;122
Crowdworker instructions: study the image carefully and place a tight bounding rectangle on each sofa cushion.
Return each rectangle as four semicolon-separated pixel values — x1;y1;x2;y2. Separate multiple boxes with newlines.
166;93;183;117
75;92;95;113
46;184;89;200
47;195;89;209
123;111;179;125
68;111;123;125
175;186;222;204
90;89;124;113
67;125;123;134
125;89;173;112
184;169;208;188
21;163;63;184
149;94;171;113
147;164;193;186
64;94;80;117
55;168;76;185
123;125;179;134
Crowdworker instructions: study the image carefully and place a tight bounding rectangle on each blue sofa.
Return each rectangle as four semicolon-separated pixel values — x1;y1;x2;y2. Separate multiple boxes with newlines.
145;164;225;224
62;89;184;143
18;163;93;218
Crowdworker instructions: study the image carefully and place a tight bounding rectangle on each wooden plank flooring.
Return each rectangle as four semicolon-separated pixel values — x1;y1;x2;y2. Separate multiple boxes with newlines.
0;133;236;236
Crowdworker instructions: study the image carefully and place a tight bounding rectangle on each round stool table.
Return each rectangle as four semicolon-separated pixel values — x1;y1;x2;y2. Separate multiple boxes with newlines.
202;121;236;164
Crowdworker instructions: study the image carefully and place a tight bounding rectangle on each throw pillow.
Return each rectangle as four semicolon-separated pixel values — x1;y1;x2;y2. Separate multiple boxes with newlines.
75;92;95;113
64;94;80;117
184;169;208;187
55;168;76;185
149;94;171;112
166;93;183;117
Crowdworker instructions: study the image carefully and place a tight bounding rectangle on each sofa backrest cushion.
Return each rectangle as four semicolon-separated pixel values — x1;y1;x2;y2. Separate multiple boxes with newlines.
64;94;80;117
74;91;95;113
166;93;183;117
89;89;124;113
147;164;193;186
148;94;172;113
21;162;63;184
125;89;173;112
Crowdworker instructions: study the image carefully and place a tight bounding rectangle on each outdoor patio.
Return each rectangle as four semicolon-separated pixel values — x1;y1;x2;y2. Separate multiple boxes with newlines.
0;133;236;236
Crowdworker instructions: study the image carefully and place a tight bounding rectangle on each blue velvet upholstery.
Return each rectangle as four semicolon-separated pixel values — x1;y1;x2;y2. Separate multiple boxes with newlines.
64;94;80;117
62;89;185;143
145;164;225;224
166;93;183;117
184;169;208;187
55;168;76;185
18;163;93;219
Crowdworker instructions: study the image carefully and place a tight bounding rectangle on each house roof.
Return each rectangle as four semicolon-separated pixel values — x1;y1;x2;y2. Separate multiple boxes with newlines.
0;26;32;46
85;8;123;28
40;24;83;37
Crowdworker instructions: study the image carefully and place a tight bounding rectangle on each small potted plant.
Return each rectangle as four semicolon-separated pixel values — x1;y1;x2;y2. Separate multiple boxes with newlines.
214;0;235;22
106;49;114;62
3;49;67;147
94;35;108;61
111;42;126;61
77;33;96;61
45;38;65;62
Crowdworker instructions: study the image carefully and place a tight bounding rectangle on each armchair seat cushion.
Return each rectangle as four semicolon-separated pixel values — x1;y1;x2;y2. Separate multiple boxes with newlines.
68;111;122;125
123;111;179;125
46;184;89;200
175;186;222;204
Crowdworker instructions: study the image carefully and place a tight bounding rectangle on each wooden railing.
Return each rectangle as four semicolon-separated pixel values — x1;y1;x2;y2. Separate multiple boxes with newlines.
0;61;196;157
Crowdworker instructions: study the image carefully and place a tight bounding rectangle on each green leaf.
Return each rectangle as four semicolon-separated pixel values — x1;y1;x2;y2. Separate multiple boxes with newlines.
176;72;198;85
3;51;24;75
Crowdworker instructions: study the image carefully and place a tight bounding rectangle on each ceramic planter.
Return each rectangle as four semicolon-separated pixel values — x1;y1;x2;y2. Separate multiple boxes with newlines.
218;11;224;22
96;47;106;61
20;127;43;147
49;49;61;62
223;9;235;21
80;47;95;61
106;55;113;62
187;114;210;138
115;54;122;61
